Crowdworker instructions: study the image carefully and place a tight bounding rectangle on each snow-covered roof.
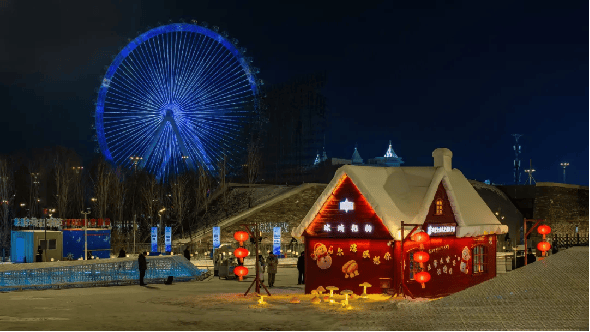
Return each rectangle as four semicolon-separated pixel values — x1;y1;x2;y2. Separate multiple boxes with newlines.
293;162;508;241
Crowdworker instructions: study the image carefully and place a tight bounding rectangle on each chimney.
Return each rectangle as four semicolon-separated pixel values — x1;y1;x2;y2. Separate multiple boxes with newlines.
432;148;453;171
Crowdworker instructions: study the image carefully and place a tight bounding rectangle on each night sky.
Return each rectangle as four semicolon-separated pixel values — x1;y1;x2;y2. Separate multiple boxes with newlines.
0;0;587;185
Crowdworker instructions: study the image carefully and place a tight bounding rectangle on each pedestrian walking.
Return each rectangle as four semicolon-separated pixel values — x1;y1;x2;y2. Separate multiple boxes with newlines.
297;251;305;285
266;251;278;287
183;247;191;261
138;251;148;286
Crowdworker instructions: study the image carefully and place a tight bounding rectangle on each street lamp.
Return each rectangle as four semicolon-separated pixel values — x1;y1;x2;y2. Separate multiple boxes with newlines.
81;208;91;260
130;156;143;172
560;162;569;184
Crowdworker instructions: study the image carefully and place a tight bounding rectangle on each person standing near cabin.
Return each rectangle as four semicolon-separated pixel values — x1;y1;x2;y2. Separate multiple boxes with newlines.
184;247;191;261
297;251;305;285
118;248;126;258
266;252;278;287
138;251;148;286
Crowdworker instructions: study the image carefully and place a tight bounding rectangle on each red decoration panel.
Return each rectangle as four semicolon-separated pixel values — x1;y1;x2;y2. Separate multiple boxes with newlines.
395;236;497;298
304;238;394;295
305;175;391;239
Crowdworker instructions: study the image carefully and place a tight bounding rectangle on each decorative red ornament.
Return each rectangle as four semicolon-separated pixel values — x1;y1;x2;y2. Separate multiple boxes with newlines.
537;225;551;235
415;271;431;288
234;265;249;281
234;231;249;245
412;231;430;244
414;251;430;263
234;247;249;258
537;241;551;252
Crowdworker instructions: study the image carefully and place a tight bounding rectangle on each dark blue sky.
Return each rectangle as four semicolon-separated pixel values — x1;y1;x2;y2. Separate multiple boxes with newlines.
0;0;587;185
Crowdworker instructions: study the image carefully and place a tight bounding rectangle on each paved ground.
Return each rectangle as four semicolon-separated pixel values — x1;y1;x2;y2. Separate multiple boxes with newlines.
0;247;587;330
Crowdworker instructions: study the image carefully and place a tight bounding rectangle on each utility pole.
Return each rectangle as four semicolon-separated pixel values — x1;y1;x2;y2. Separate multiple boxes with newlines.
133;214;136;254
512;134;523;185
81;209;91;260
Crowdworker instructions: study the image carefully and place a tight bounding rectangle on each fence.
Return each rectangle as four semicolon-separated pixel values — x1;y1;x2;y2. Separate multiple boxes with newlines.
0;256;208;292
132;242;306;259
552;234;589;248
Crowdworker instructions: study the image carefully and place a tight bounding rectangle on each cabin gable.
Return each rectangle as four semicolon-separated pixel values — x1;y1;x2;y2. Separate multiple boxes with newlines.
304;175;391;239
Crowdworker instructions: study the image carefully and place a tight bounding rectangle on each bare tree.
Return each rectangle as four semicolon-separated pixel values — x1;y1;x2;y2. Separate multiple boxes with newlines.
195;164;211;229
170;173;190;239
54;154;72;219
110;166;127;250
247;137;261;208
71;165;84;217
141;173;160;241
217;154;228;217
92;158;112;220
0;158;14;261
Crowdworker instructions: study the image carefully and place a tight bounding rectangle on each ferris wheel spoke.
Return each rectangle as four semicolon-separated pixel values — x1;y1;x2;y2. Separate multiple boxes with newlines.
126;48;168;106
178;44;238;106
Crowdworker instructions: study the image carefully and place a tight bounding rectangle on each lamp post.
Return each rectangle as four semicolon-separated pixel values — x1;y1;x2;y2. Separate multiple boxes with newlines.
45;208;56;262
81;209;91;260
560;162;569;184
158;208;165;252
130;156;142;172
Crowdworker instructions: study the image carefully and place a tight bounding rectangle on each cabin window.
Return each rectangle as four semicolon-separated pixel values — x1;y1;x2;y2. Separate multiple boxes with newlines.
435;199;443;215
473;245;487;274
39;239;57;250
408;251;421;280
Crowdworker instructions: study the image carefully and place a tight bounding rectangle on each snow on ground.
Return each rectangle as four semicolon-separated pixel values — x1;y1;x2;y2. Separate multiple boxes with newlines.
0;248;586;330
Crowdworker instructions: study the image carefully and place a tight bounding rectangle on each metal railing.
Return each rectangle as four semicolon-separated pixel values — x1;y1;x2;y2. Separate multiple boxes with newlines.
552;234;589;248
0;256;208;292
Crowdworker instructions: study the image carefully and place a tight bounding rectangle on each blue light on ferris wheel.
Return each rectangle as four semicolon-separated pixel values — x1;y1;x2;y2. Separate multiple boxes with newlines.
95;23;259;180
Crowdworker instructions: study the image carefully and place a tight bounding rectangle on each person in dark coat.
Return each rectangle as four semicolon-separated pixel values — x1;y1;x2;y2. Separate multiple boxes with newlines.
36;246;43;262
138;251;148;286
183;247;191;261
118;248;126;258
526;248;536;264
297;251;305;285
266;252;278;287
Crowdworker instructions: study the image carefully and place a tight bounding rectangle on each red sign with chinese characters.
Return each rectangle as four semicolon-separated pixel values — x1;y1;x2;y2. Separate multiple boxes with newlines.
305;175;391;239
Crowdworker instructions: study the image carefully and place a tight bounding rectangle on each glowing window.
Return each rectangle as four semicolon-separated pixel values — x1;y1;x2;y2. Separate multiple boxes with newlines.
473;246;487;274
435;199;443;215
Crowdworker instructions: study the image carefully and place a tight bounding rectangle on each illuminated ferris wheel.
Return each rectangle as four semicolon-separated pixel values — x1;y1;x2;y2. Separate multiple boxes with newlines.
95;21;261;180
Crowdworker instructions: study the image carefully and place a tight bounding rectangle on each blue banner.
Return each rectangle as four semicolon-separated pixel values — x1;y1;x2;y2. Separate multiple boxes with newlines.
151;227;158;252
212;227;220;250
165;227;172;252
273;227;281;256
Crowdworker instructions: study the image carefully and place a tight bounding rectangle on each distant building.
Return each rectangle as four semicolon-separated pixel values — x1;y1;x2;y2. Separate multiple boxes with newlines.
351;145;364;165
368;140;404;167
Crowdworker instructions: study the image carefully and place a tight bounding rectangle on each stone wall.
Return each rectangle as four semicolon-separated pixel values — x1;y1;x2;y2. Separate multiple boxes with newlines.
533;183;589;236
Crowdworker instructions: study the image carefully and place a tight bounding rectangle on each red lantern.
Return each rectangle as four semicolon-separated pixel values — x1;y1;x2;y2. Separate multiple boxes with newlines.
415;271;431;288
537;241;551;252
234;231;249;246
234;247;249;258
412;231;430;244
414;251;430;263
234;265;249;281
537;225;551;235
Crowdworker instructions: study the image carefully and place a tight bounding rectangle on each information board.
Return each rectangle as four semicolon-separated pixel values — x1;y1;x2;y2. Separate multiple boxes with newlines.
165;227;172;252
273;227;281;256
151;227;158;252
212;227;220;249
